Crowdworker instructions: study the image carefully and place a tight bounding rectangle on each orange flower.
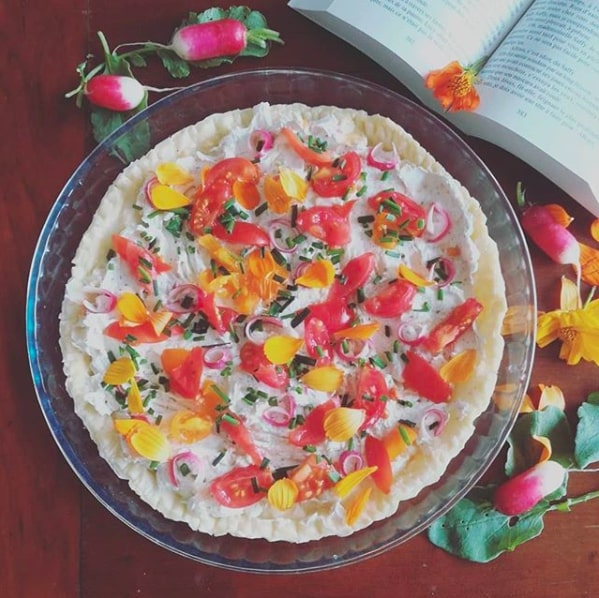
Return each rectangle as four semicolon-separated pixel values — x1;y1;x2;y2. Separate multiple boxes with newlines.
424;60;481;113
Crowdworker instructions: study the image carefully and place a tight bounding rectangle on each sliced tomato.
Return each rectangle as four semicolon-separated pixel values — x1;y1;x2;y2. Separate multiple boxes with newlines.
304;317;333;365
189;179;232;234
104;320;173;345
368;190;426;238
202;157;260;189
210;465;273;508
112;234;170;287
295;201;356;247
402;350;451;403
287;454;335;501
352;364;389;429
211;221;270;247
311;152;362;198
239;342;289;389
199;291;237;335
328;252;376;300
419;297;483;354
280;127;333;166
161;346;204;399
288;398;338;447
363;279;416;318
364;435;393;494
307;296;355;333
220;413;263;466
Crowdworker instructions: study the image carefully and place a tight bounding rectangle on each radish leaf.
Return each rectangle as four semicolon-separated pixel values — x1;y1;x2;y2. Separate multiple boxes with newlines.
574;392;599;468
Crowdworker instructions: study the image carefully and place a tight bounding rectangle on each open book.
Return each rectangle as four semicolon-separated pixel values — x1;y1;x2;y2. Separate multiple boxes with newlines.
288;0;599;216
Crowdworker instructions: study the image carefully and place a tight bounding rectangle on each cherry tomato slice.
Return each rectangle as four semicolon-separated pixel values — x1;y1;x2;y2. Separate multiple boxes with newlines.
328;252;376;300
189;178;232;234
112;234;170;287
288;398;338;447
203;157;260;189
287;454;335;501
364;435;393;494
403;350;451;403
295;201;356;247
311;152;362;198
352;365;389;429
210;465;273;508
363;279;416;318
304;317;333;365
211;221;270;246
161;346;204;399
307;296;355;333
368;190;426;238
419;297;483;354
239;342;289;389
280;127;333;166
220;412;263;466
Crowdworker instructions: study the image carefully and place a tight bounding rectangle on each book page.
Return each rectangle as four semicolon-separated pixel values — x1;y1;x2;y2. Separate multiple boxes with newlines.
453;0;599;213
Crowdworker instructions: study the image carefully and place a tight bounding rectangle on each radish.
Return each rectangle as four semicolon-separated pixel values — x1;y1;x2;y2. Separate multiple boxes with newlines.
84;74;146;111
169;19;282;62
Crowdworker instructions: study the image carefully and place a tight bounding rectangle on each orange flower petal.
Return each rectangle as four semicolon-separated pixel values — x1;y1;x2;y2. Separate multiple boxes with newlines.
295;259;335;288
155;162;193;186
383;424;417;459
263;174;291;214
301;366;344;392
117;292;149;325
333;322;380;341
579;242;599;286
439;349;477;384
149;184;192;210
591;218;599;243
398;264;434;287
264;335;304;364
103;356;136;386
532;435;553;463
233;180;261;210
197;234;242;273
169;410;212;443
345;485;372;526
334;466;378;498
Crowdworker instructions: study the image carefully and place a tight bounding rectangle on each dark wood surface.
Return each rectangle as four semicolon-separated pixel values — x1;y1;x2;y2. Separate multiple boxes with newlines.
3;1;598;596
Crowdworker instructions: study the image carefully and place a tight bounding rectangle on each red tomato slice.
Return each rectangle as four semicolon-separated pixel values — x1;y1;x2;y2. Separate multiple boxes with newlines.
311;152;362;198
364;435;393;494
210;465;273;508
353;365;389;429
419;297;483;354
104;320;173;345
307;297;355;333
203;157;260;189
280;127;333;166
295;201;356;247
112;234;170;286
189;179;232;234
363;279;416;318
403;350;451;403
288;398;338;447
287;454;335;501
198;291;237;335
239;342;289;389
328;252;376;300
211;221;270;246
161;346;204;399
304;317;333;365
368;190;426;238
220;413;263;466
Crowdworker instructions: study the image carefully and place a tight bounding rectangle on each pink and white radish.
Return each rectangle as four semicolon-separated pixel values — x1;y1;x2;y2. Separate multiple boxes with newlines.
84;74;147;111
169;19;282;62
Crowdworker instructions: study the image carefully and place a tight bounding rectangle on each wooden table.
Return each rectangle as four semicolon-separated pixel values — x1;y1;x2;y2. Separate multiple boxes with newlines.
3;1;598;596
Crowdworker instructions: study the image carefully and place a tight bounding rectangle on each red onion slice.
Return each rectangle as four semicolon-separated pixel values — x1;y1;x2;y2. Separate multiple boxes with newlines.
366;142;399;171
429;257;456;288
82;288;117;313
262;393;296;427
168;451;203;488
243;315;284;343
144;176;159;207
267;218;298;254
203;345;232;369
334;338;370;363
425;203;452;242
420;407;449;439
397;322;425;346
165;284;204;313
249;129;274;158
338;450;364;475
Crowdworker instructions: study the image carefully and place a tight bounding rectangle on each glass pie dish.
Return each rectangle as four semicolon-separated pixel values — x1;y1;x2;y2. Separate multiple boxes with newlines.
26;68;536;572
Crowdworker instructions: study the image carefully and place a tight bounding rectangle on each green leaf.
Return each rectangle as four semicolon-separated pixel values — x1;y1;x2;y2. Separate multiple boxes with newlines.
427;486;547;562
242;9;268;30
156;49;191;78
505;406;575;476
575;394;599;468
129;54;147;68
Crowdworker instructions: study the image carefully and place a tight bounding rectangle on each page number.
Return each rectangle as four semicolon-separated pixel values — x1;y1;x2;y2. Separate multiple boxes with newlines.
516;108;527;118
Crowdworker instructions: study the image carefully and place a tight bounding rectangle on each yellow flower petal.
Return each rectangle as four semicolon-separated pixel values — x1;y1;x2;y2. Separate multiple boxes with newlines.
264;335;304;364
103;356;136;386
129;423;170;462
398;264;434;287
197;234;242;273
579;243;599;286
117;292;148;325
383;424;417;459
345;485;372;526
169;410;212;443
519;393;535;414
439;349;477;384
149;184;192;210
301;366;344;392
295;259;335;288
532;435;552;463
127;379;145;415
538;384;566;411
324;407;365;442
334;466;378;498
148;310;173;335
155;162;193;186
279;168;308;200
332;322;380;341
267;478;299;511
263;174;291;214
591;218;599;243
560;276;581;311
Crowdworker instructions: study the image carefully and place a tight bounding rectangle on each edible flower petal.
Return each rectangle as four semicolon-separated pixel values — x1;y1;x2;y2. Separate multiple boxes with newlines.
148;183;192;210
279;167;308;201
264;174;292;214
267;478;299;511
169;410;212;443
155;162;193;186
424;60;481;113
197;234;243;273
301;366;344;392
383;424;417;459
579;243;599;286
520;384;566;414
264;335;304;364
398;264;434;287
323;407;365;442
103;356;136;386
148;310;174;335
591;218;599;243
117;292;149;325
114;419;170;462
295;259;335;288
332;322;380;341
233;180;261;210
127;379;145;415
439;349;477;384
334;465;378;499
344;485;372;526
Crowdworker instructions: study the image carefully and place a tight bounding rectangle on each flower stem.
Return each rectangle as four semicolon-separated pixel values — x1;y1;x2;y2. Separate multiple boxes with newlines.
549;488;599;512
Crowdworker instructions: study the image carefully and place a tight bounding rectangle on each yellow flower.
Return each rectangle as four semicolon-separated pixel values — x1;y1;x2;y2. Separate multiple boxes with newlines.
536;277;599;365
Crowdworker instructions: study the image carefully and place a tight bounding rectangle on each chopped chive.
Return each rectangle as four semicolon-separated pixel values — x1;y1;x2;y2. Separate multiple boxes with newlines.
254;202;268;216
212;450;227;466
210;384;231;404
381;170;391;181
399;425;413;445
369;355;387;369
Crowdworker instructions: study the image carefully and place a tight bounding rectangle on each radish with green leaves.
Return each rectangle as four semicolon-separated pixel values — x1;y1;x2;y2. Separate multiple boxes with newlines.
170;19;282;62
84;75;146;112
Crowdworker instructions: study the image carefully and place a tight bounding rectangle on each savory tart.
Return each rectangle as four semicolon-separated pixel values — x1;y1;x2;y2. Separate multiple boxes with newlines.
59;102;506;542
